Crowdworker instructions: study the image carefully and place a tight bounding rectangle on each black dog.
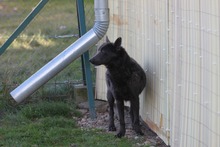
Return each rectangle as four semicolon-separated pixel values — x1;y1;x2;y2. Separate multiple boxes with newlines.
89;37;146;138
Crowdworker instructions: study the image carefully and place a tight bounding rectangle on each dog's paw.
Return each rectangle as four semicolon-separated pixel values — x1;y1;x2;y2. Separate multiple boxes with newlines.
115;132;125;138
135;130;144;136
108;126;116;131
133;125;144;136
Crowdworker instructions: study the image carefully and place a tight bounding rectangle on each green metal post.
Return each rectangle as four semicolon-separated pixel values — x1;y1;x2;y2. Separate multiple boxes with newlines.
76;0;96;119
0;0;49;55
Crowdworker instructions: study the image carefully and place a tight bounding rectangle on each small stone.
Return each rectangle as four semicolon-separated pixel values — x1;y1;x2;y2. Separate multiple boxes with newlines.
144;140;151;145
136;143;142;146
135;136;139;140
81;118;86;122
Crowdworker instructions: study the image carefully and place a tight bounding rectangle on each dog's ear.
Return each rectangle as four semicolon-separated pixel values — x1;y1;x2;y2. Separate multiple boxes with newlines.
114;37;122;48
106;36;110;43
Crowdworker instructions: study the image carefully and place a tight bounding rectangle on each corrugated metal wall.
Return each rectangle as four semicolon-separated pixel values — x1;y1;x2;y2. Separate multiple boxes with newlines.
169;0;220;146
94;0;220;146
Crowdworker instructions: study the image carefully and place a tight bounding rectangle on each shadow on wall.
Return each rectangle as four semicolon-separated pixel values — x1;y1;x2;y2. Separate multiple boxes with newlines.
143;63;154;98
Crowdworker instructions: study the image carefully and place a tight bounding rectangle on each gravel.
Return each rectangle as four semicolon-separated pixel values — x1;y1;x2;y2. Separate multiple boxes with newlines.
75;100;168;147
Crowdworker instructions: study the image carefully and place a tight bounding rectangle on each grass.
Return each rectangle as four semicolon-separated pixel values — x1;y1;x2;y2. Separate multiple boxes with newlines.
0;0;95;84
0;0;96;98
0;100;139;147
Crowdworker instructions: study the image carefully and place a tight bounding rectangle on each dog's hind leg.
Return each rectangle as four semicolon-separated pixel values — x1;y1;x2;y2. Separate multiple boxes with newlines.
107;91;116;131
129;107;134;125
130;98;144;136
115;100;126;138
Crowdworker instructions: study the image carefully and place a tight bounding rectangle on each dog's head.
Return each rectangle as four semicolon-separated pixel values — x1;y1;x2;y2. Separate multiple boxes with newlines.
89;37;124;66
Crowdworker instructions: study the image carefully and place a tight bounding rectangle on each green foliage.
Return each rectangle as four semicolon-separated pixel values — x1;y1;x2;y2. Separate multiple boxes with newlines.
20;101;73;119
0;101;136;147
0;0;95;85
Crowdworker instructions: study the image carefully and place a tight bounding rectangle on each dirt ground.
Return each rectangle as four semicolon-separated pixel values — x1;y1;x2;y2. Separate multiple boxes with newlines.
76;100;168;147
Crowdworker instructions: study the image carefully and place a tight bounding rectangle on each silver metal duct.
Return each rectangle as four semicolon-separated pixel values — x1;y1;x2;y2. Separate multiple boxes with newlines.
10;0;109;103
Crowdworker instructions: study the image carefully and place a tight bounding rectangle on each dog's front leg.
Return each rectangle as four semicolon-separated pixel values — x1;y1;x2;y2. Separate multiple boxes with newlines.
107;91;116;131
115;100;125;138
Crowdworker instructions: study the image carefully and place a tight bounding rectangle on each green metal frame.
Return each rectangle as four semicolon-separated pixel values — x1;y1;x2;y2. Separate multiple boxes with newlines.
76;0;96;119
0;0;49;55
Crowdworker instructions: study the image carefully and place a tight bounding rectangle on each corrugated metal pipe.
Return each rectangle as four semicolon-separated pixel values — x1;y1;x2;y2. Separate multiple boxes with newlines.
10;0;109;103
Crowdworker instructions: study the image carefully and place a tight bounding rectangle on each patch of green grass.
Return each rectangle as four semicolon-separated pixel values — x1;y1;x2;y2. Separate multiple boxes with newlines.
0;36;82;83
0;0;97;112
0;0;95;85
0;101;137;147
19;101;75;119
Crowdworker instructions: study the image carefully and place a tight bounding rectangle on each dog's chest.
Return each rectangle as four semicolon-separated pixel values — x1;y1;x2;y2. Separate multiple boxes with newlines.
108;68;131;84
106;69;134;100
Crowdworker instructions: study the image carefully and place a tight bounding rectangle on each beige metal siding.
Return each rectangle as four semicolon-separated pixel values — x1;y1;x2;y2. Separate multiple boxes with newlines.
94;0;220;146
169;0;220;146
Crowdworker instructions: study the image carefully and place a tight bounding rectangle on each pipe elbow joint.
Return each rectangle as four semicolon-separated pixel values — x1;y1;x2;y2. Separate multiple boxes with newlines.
93;7;109;39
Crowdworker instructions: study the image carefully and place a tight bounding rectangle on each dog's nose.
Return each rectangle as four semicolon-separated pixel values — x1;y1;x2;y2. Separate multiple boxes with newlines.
89;58;93;63
89;58;100;66
89;58;95;64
